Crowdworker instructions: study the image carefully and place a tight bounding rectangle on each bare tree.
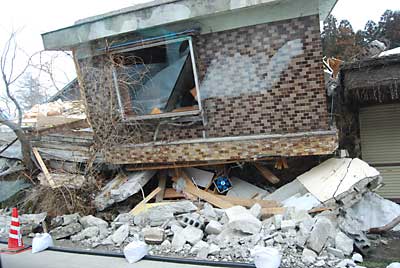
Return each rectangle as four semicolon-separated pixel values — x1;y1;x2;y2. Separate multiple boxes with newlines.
0;30;34;170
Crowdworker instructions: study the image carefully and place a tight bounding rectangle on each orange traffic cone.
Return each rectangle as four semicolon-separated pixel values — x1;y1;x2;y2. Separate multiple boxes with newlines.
0;208;29;254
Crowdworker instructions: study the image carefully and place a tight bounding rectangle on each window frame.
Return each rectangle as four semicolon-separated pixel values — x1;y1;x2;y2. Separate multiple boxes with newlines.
111;36;202;121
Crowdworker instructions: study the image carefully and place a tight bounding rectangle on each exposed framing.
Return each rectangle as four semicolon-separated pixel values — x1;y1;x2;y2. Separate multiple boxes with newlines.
111;36;202;121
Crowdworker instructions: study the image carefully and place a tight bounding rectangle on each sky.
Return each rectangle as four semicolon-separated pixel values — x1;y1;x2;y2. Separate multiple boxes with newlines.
0;0;399;107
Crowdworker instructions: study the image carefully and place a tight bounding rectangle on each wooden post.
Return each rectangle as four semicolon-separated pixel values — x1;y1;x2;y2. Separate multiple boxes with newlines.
155;171;167;202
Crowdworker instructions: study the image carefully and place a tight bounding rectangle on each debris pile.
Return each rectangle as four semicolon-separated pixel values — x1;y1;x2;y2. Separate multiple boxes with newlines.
1;157;398;267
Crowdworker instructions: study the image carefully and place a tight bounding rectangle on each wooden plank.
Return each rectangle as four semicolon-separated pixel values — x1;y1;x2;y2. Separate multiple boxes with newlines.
217;195;280;208
32;147;56;188
163;188;185;199
155;172;167;202
179;171;233;209
254;163;280;184
130;187;162;215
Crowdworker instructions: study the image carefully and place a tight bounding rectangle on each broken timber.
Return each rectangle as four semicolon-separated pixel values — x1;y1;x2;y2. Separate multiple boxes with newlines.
32;147;56;188
177;170;234;209
130;187;162;215
254;162;280;184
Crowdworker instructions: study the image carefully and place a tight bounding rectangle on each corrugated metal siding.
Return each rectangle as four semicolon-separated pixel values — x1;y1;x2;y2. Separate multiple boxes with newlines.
360;103;400;198
376;166;400;198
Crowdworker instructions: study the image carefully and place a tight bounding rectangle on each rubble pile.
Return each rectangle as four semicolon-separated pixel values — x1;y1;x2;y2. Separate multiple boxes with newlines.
1;158;398;267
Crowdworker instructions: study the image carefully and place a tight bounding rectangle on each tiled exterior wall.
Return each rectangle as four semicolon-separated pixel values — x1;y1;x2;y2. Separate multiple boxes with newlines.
105;132;338;164
78;14;334;164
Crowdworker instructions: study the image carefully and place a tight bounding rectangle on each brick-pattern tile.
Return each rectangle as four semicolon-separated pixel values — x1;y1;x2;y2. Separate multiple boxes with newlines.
105;132;338;164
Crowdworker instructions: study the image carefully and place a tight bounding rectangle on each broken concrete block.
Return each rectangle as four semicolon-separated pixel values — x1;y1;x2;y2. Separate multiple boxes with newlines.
205;220;223;235
225;206;261;234
302;248;317;264
182;226;204;245
143;227;164;245
178;213;204;229
272;215;283;230
134;201;197;227
94;171;156;211
249;203;262;219
79;215;108;229
335;231;354;256
111;224;129;245
160;240;171;249
71;226;99;242
298;158;380;203
170;224;183;235
50;222;82;240
280;220;296;231
62;213;80;226
19;212;47;235
352;253;363;263
208;243;220;255
113;213;134;226
201;203;217;219
327;247;345;259
296;218;314;247
190;240;209;255
307;217;335;253
171;232;186;250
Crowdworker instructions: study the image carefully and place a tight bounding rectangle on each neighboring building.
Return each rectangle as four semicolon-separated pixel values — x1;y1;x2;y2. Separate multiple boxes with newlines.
339;54;400;201
47;78;81;102
41;0;338;167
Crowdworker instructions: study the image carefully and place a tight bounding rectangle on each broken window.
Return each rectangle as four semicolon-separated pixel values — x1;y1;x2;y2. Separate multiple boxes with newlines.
112;38;200;119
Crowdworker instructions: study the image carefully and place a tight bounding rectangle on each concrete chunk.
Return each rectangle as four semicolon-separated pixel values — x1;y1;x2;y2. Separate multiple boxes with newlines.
79;215;108;229
249;203;262;219
302;248;317;264
335;232;354;256
307;217;335;253
143;227;164;244
182;226;203;245
111;224;129;245
50;222;82;240
94;171;156;210
134;201;197;227
71;226;99;242
205;220;223;235
225;206;261;234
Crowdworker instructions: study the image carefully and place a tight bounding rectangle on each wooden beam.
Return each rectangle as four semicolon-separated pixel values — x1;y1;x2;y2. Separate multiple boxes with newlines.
32;147;56;188
130;187;162;215
163;188;185;199
254;163;280;184
368;216;400;234
155;172;167;202
179;170;233;209
125;157;275;171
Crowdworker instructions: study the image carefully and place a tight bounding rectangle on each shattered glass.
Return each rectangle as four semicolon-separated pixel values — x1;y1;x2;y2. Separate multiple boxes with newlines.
115;40;197;116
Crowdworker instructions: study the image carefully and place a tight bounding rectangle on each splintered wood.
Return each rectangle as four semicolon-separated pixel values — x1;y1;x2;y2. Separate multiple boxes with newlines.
254;163;280;184
130;187;162;215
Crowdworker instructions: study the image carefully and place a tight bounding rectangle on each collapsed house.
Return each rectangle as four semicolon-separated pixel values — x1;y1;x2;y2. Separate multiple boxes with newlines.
0;0;399;267
41;0;338;168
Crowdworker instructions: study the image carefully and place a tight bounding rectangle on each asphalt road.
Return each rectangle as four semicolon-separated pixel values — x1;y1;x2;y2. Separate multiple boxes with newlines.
0;244;247;268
